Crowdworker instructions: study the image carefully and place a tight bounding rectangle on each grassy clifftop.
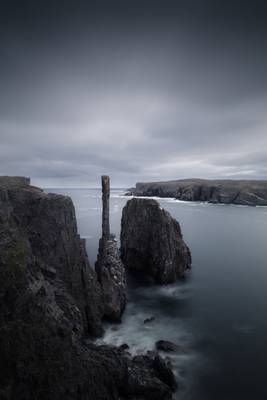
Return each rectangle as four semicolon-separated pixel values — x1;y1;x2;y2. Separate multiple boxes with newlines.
136;178;267;190
0;176;30;188
131;178;267;206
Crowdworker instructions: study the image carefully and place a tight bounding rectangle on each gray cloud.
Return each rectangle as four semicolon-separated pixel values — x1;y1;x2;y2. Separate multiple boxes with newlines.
0;0;267;187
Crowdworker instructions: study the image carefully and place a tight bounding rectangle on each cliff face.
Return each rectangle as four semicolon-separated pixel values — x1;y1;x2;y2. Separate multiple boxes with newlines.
0;177;175;400
0;177;104;398
0;177;103;338
121;198;191;284
130;179;267;206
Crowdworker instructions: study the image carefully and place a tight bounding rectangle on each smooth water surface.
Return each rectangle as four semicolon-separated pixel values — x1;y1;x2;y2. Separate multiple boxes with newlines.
47;188;267;400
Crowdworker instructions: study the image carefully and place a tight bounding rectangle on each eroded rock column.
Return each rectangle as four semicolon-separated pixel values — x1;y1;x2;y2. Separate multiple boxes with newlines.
101;175;110;239
96;175;126;321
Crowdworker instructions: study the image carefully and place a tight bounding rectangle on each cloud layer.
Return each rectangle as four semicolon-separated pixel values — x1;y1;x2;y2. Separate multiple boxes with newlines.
1;0;267;187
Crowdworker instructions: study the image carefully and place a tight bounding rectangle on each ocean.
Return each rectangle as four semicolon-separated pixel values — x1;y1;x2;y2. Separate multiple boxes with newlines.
47;188;267;400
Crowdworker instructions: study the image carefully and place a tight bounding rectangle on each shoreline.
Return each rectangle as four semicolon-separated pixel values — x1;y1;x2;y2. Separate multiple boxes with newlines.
122;194;267;208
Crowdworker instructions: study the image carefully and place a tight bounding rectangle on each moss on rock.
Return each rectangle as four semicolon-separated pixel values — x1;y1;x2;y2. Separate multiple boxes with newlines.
0;239;29;294
5;240;28;274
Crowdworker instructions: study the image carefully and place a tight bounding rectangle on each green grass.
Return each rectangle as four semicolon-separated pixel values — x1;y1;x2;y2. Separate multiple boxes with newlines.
0;176;30;188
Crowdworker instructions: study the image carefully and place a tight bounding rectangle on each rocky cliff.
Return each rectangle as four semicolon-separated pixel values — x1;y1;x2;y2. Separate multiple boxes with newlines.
0;176;104;338
129;178;267;206
121;198;191;284
0;177;176;400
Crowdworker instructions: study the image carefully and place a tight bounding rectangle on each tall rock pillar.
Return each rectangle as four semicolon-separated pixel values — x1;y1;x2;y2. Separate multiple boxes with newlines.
96;175;126;321
101;175;110;239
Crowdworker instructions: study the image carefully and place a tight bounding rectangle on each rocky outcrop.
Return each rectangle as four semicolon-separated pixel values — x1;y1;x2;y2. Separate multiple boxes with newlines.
96;237;126;321
0;176;103;338
128;352;177;396
129;178;267;206
121;198;191;284
155;340;188;353
0;177;176;400
95;176;126;321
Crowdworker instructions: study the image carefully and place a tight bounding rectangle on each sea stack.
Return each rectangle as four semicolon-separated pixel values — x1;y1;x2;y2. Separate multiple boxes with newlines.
0;176;176;399
121;198;191;284
95;175;126;321
101;175;110;238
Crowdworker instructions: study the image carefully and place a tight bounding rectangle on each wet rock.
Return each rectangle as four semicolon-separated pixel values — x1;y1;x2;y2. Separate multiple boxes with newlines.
153;355;177;390
121;198;191;284
156;340;187;353
119;343;130;351
144;316;156;324
128;353;176;399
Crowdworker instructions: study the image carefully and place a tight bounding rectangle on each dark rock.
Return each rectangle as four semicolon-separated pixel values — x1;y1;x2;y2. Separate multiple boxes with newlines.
121;198;191;284
144;316;156;324
0;177;103;338
0;177;176;400
96;237;126;321
128;353;176;399
95;176;126;321
111;325;119;331
155;340;187;353
130;178;267;206
101;175;110;239
153;355;177;391
124;189;135;196
119;343;130;351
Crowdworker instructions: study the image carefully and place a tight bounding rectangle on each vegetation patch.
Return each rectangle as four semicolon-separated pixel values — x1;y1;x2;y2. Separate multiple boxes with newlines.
1;239;29;290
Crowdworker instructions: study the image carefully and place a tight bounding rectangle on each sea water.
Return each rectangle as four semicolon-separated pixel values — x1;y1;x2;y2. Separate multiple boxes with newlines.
47;188;267;400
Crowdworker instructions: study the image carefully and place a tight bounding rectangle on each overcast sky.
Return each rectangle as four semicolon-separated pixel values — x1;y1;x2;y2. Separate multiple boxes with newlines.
1;0;267;187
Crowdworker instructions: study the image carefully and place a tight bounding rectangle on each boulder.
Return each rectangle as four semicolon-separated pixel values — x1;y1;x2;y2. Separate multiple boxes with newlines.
144;316;156;324
153;354;177;390
128;353;176;398
121;198;191;284
119;343;130;351
155;340;187;353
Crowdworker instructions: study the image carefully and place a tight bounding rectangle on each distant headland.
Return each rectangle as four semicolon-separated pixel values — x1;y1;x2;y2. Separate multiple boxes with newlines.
126;178;267;206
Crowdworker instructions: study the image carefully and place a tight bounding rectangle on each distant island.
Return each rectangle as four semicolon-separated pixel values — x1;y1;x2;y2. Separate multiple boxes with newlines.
126;179;267;206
